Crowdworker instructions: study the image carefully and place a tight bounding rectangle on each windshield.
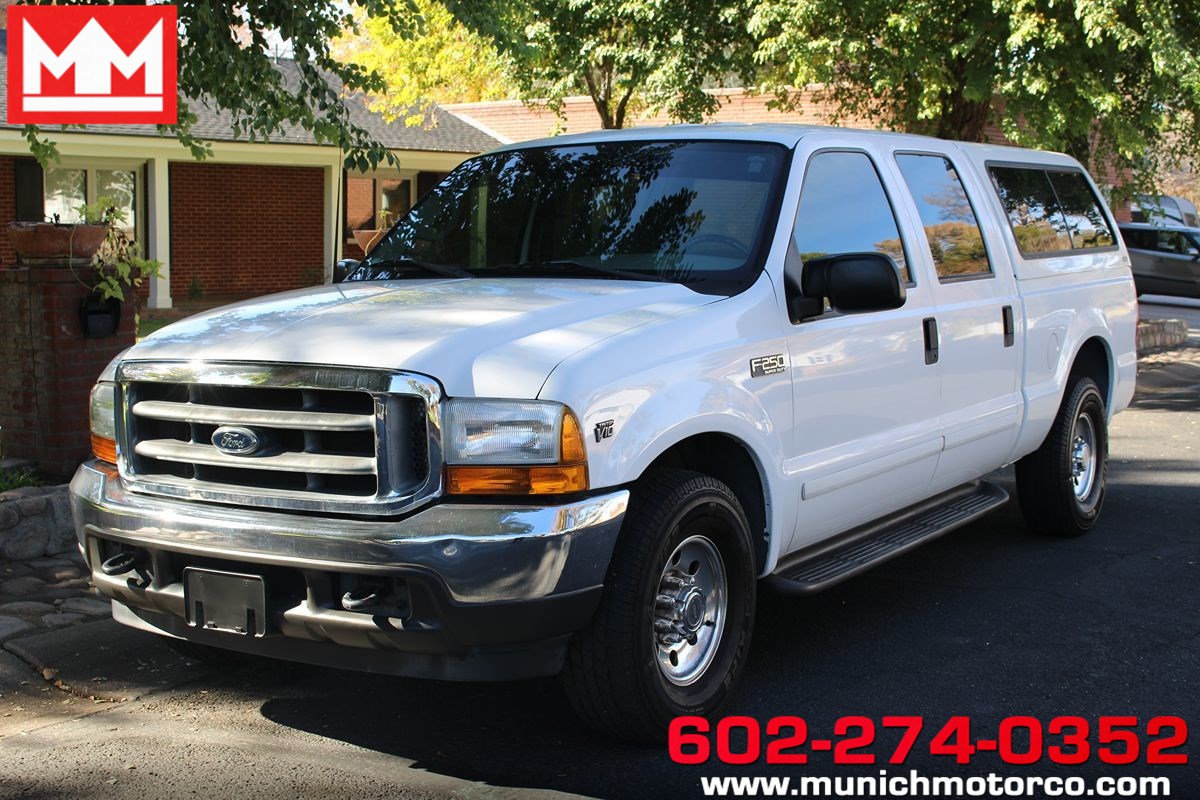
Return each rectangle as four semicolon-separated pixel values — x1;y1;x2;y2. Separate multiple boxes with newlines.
349;140;789;294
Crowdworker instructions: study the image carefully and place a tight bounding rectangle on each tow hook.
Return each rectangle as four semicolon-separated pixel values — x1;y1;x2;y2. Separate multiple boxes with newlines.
341;583;384;611
100;550;144;576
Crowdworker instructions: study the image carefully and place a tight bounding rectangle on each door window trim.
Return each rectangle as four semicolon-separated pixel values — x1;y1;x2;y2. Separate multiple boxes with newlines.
893;149;997;283
791;146;917;289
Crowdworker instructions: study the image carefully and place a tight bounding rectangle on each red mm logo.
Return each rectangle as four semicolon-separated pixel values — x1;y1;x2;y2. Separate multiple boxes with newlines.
7;4;178;125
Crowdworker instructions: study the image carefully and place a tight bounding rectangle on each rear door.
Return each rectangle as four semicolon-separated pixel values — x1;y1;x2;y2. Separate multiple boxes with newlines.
889;150;1022;491
780;145;943;551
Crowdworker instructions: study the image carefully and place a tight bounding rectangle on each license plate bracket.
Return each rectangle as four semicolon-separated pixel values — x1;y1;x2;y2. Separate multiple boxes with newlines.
183;567;267;637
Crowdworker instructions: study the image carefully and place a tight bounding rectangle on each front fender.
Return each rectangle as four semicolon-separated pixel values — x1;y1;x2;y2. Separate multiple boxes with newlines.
539;275;795;574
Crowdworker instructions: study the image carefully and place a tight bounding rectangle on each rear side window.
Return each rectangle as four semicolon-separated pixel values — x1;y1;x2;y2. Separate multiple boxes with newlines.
794;151;910;283
1047;171;1116;249
989;166;1115;256
896;154;991;279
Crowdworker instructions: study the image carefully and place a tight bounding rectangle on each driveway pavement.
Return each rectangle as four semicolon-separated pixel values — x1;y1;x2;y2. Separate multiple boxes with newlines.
1;317;1197;800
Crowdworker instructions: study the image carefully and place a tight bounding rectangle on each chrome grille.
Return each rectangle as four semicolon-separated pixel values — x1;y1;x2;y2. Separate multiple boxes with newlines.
116;362;442;515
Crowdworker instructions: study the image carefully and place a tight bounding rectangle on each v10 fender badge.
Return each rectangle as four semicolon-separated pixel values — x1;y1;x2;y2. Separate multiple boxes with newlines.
750;354;786;378
594;420;615;443
212;426;262;456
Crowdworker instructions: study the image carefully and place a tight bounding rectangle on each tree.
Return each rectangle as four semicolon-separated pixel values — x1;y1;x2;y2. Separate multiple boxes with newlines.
22;0;417;170
443;0;759;129
333;0;517;125
749;0;1200;183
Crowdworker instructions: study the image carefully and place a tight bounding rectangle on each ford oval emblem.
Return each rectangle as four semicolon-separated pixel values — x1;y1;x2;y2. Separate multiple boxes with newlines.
212;426;261;456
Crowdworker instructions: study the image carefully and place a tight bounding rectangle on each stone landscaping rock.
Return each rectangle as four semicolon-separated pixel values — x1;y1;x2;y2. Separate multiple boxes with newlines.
0;601;55;614
0;575;46;596
47;566;81;582
40;612;85;627
0;485;75;560
13;496;48;517
3;562;35;578
0;515;51;560
0;615;34;642
61;596;110;616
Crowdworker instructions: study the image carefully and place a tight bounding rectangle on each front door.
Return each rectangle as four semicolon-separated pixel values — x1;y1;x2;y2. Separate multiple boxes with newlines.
781;147;943;553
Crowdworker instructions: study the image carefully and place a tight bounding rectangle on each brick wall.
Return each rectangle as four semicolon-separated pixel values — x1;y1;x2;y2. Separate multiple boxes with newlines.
169;163;326;299
0;266;135;478
444;88;876;143
0;157;17;266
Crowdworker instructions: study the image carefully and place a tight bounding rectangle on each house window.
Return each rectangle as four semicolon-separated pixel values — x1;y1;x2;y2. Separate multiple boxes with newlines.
33;165;141;239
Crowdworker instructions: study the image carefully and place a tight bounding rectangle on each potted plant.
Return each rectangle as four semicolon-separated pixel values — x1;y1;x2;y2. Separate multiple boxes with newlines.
8;214;108;262
72;198;162;339
352;209;394;253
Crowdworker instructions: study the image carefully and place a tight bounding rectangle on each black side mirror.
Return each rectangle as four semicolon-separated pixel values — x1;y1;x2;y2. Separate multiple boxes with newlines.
800;252;906;315
332;258;360;284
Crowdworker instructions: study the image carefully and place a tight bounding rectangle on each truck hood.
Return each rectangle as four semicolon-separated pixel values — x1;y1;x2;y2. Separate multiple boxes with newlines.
128;278;717;397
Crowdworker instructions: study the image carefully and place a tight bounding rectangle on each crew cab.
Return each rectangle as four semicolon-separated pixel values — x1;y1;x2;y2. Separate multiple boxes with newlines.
71;125;1137;740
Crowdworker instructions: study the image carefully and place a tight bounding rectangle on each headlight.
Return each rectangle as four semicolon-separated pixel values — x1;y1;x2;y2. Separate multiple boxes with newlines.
89;383;118;464
442;399;588;495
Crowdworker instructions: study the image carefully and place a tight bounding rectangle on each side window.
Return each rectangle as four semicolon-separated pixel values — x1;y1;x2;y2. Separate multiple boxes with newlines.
989;165;1116;256
1046;170;1115;249
989;166;1072;254
895;154;991;279
1119;228;1152;250
794;151;910;283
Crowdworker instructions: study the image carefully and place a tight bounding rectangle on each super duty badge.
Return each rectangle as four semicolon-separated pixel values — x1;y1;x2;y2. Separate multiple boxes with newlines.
750;354;786;378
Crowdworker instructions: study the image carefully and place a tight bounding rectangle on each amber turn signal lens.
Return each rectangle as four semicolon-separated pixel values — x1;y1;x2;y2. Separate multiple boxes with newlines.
560;411;587;463
91;434;118;465
445;464;589;495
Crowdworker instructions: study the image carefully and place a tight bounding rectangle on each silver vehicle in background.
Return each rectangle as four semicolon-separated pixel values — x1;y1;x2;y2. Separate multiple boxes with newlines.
1118;222;1200;299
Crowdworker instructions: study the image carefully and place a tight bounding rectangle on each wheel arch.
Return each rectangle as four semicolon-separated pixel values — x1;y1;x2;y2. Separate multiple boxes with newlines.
1067;335;1114;413
638;431;774;575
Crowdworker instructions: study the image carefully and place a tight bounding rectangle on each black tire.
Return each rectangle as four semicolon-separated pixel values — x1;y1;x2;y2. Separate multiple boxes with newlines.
164;637;255;668
1016;376;1108;537
562;469;757;741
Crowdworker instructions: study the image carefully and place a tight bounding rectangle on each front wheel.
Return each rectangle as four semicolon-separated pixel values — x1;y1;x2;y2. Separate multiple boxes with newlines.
562;469;757;741
1016;376;1108;537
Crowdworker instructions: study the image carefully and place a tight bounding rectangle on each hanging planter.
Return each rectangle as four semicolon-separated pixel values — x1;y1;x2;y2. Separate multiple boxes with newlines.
79;292;122;339
8;221;108;261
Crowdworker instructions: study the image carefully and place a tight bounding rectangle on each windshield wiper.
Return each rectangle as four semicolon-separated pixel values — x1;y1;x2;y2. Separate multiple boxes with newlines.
492;259;664;282
359;257;473;280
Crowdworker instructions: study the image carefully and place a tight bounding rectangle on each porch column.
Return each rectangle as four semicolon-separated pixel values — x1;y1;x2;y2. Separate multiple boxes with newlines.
323;161;342;282
146;156;172;309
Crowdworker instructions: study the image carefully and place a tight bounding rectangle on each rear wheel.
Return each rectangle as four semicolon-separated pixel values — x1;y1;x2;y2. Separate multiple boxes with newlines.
1016;377;1108;537
562;469;757;741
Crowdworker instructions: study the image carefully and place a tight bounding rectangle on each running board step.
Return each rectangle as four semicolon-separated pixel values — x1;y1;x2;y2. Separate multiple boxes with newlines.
767;481;1009;595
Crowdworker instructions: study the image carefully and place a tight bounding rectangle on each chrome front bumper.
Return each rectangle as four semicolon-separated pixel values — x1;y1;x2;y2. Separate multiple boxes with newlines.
69;462;629;680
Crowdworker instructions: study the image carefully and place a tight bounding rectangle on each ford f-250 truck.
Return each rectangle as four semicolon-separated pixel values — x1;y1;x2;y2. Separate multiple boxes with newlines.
72;125;1137;740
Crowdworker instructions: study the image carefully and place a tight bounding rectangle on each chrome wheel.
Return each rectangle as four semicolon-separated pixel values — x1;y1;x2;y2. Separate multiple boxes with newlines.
1070;413;1097;502
653;534;727;687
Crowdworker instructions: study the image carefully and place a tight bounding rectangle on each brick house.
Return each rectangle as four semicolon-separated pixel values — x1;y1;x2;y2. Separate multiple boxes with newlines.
0;30;499;309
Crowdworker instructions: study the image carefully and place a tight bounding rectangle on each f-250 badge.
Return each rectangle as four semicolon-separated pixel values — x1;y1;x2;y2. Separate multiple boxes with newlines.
750;354;786;378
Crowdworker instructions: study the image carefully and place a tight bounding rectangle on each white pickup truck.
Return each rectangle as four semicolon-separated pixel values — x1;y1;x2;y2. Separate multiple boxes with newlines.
72;125;1137;740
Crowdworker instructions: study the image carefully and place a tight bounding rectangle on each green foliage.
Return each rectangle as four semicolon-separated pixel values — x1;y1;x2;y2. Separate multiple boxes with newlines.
443;0;759;129
0;467;43;493
749;0;1200;184
335;0;517;124
188;276;206;301
21;0;420;171
80;198;163;303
